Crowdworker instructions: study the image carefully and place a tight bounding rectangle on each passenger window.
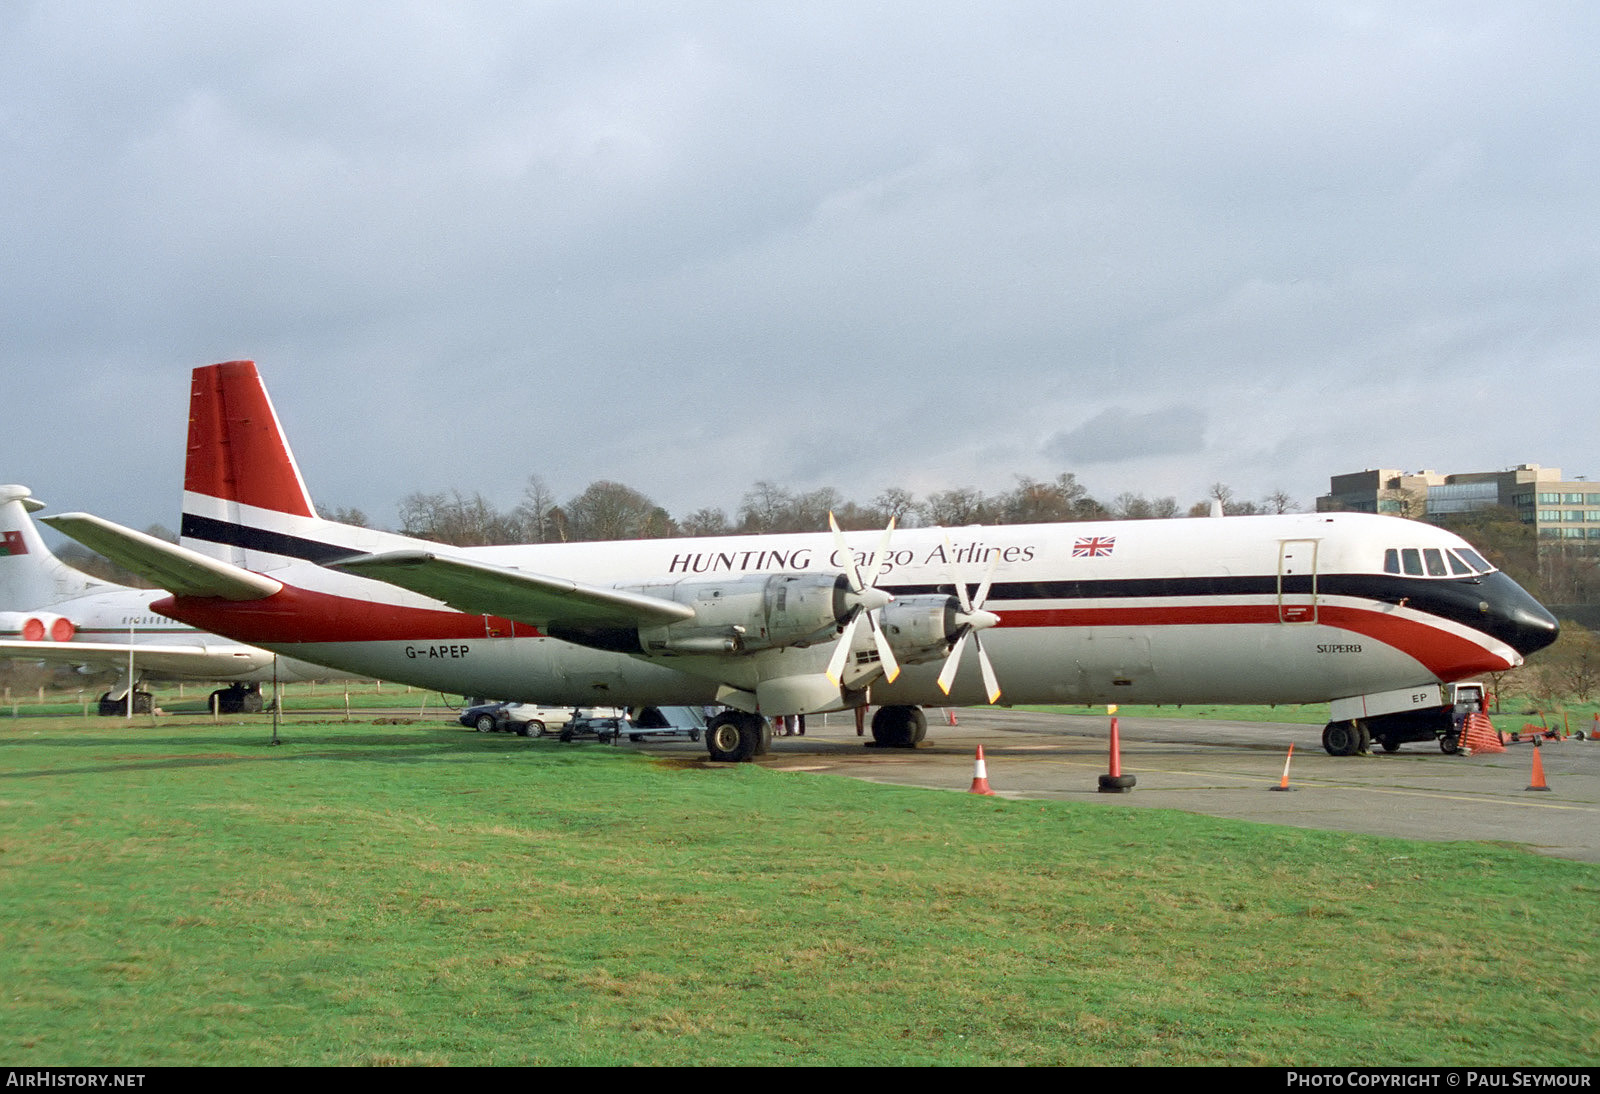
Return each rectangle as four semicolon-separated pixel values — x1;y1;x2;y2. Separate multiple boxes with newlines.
1423;549;1447;576
1384;548;1400;574
1401;548;1423;576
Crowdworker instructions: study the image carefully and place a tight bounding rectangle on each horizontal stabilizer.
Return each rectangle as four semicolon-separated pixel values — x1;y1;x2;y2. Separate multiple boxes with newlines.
332;551;697;629
41;514;282;601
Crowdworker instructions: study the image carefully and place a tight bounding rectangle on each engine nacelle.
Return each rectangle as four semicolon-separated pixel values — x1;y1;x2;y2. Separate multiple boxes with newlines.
0;611;77;642
634;572;855;656
877;595;961;665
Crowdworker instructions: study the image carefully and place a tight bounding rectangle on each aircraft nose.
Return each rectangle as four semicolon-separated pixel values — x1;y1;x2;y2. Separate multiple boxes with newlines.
1481;573;1560;657
1506;599;1560;657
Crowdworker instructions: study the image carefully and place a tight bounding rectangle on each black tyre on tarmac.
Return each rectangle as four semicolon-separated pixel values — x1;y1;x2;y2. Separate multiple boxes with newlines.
705;711;765;763
870;705;927;748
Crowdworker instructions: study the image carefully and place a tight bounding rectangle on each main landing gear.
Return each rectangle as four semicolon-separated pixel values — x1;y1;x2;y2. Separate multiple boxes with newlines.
869;705;927;748
705;710;773;763
208;684;265;714
702;703;930;762
97;689;153;716
1321;719;1371;757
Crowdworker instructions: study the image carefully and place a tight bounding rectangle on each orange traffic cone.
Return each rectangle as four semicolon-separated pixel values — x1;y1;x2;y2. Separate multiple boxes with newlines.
1271;743;1295;791
1527;742;1552;792
968;745;995;795
946;707;958;726
1098;716;1136;793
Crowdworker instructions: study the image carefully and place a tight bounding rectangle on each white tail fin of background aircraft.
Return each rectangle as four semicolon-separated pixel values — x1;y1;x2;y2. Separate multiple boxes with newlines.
0;485;110;619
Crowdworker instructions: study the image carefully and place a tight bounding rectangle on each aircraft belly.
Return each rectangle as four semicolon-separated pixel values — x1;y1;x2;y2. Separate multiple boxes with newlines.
879;621;1436;707
270;637;716;706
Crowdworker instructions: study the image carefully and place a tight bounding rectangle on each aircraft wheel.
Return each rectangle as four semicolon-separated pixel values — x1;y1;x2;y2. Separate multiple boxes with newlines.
706;712;760;763
1355;721;1372;755
518;720;543;737
476;714;496;733
871;705;926;748
97;691;152;716
1322;720;1361;757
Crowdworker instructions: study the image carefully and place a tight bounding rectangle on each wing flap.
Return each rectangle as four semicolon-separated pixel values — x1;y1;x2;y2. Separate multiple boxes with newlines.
41;514;282;601
332;551;696;629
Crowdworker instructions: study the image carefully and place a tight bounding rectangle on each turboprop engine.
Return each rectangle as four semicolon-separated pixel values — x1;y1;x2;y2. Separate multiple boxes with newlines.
631;572;889;656
877;595;971;665
0;611;77;642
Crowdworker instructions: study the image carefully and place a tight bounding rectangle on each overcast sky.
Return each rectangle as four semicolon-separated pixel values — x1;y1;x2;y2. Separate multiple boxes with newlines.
4;2;1597;539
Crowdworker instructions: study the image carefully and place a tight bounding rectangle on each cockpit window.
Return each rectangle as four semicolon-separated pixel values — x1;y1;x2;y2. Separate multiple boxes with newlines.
1423;548;1448;576
1445;551;1472;575
1455;547;1492;573
1384;548;1400;575
1401;548;1423;576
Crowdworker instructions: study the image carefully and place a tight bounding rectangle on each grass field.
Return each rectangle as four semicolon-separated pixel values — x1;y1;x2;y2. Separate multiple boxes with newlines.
2;712;1597;1066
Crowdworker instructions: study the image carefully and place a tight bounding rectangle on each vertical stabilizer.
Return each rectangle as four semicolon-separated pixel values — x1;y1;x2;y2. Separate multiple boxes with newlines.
178;361;412;571
181;360;320;568
0;485;104;609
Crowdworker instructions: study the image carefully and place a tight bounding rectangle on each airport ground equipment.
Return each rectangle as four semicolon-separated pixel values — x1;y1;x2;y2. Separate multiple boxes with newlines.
1322;682;1486;755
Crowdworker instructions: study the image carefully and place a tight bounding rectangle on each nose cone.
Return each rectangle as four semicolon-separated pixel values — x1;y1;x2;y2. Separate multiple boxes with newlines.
1482;572;1560;657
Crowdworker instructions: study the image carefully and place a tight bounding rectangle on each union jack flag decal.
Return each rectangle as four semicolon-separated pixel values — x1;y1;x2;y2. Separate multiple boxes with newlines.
1073;536;1115;557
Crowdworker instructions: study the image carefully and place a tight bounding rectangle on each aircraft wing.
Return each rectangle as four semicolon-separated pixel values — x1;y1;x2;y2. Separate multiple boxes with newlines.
332;551;697;629
41;514;281;601
0;639;274;676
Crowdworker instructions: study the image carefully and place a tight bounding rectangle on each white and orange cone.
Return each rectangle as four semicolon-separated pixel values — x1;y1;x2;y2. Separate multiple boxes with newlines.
1271;743;1295;791
969;745;995;795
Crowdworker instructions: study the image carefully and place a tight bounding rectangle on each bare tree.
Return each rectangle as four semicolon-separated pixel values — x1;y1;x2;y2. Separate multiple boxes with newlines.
514;474;560;543
1000;473;1104;524
738;481;794;533
1262;489;1300;515
564;481;675;541
399;490;520;546
922;486;992;527
679;507;731;537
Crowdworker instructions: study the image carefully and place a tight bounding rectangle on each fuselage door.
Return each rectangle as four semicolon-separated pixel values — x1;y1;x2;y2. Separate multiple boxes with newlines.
1278;539;1319;624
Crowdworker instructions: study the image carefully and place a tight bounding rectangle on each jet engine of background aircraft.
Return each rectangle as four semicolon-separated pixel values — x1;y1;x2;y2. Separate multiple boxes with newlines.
0;611;77;643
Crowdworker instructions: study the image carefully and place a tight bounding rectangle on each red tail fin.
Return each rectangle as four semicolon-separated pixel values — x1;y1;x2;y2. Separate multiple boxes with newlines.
185;361;316;518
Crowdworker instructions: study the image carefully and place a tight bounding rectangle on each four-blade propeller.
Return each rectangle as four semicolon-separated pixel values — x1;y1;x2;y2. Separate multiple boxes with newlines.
936;542;1003;703
825;513;900;688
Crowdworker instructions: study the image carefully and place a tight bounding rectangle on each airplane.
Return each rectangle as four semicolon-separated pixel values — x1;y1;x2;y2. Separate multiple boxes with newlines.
0;482;337;714
43;360;1559;759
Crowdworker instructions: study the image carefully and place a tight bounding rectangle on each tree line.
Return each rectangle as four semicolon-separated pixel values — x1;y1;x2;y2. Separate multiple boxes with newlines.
378;473;1305;548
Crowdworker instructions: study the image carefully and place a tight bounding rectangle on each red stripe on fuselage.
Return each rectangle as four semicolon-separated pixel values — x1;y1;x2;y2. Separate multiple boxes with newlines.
186;361;315;518
152;586;533;642
1014;603;1511;681
152;582;1512;683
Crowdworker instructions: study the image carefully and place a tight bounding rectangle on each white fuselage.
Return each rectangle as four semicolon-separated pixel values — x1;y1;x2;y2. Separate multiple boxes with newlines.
162;501;1555;712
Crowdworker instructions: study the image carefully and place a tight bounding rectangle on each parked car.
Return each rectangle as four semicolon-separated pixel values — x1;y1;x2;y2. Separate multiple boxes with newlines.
458;702;574;737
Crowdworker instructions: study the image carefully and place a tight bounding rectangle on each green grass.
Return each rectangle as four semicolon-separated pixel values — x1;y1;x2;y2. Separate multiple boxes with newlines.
2;715;1597;1066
